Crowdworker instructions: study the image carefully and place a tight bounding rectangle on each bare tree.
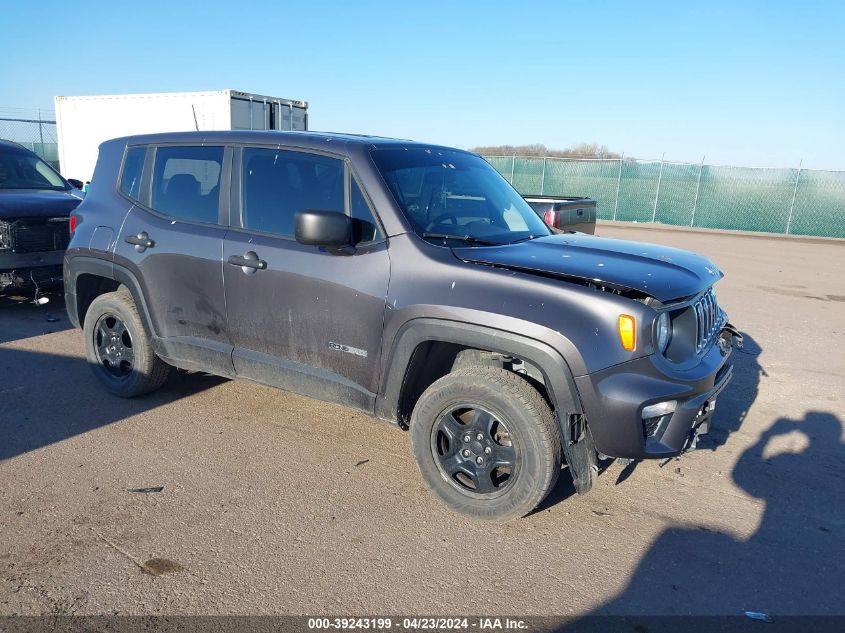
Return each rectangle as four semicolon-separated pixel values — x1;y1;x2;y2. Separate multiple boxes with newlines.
471;143;620;159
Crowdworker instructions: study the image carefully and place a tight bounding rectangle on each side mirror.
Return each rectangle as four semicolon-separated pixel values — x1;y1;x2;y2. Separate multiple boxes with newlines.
295;210;352;248
67;178;84;190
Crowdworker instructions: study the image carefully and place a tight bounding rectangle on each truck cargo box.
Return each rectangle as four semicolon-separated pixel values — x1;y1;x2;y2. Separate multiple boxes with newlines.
523;195;596;234
55;89;308;182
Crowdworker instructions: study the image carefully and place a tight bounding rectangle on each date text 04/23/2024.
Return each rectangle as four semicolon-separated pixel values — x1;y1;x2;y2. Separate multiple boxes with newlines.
307;618;528;630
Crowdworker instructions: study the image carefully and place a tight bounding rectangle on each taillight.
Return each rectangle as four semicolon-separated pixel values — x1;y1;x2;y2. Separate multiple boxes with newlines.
69;214;78;235
543;209;560;228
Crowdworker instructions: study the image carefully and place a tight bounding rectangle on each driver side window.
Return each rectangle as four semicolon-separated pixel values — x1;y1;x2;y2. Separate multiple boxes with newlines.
242;148;344;237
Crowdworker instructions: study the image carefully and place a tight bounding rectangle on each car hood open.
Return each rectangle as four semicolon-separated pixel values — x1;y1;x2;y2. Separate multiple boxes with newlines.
452;233;723;302
0;189;83;220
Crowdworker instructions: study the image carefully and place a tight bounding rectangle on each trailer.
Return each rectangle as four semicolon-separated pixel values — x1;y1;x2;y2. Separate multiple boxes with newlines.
55;89;308;182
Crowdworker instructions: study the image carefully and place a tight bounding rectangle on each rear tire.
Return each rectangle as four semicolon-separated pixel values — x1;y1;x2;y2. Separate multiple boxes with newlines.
410;366;561;520
83;288;170;397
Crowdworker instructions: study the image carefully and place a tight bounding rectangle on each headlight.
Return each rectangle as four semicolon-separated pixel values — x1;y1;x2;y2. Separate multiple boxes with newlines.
655;312;671;353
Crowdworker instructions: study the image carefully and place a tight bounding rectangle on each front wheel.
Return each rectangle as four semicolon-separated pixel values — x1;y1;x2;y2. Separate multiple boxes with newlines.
410;366;562;520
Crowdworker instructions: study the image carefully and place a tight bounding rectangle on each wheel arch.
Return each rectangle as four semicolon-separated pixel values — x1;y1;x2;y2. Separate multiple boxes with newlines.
375;318;583;425
66;256;157;339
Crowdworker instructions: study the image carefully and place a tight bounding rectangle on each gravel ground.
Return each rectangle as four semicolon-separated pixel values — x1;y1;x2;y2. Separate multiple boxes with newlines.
0;226;843;618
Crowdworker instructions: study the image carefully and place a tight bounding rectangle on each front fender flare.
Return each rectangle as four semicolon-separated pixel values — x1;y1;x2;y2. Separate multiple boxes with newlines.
376;318;598;493
376;318;582;420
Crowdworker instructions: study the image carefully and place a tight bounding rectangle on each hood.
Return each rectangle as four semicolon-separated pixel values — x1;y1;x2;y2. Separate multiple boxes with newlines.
0;189;83;220
452;233;723;302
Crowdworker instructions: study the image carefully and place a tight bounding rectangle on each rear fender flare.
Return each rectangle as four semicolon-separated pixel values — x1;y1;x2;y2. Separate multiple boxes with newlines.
65;256;157;338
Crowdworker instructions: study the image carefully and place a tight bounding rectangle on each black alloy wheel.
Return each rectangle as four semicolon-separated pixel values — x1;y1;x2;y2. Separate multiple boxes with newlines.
94;313;134;378
431;405;518;495
82;288;170;397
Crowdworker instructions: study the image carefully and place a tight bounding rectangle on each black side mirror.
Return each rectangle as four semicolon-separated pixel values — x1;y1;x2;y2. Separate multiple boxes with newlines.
295;210;352;248
67;178;84;190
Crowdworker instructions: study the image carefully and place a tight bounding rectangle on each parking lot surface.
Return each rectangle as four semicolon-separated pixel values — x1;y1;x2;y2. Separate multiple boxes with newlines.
1;226;843;617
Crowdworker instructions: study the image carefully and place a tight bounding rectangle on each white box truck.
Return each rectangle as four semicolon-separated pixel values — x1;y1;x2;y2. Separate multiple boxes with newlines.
55;89;308;182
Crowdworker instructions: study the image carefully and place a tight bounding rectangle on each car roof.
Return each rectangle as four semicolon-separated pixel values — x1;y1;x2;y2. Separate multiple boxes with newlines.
0;138;34;152
104;130;473;156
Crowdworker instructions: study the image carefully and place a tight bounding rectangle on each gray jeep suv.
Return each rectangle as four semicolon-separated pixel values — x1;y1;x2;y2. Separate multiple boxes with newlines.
64;131;739;520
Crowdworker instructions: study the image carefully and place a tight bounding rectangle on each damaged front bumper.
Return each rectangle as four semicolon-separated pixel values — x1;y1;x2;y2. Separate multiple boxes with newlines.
575;324;741;460
0;250;65;291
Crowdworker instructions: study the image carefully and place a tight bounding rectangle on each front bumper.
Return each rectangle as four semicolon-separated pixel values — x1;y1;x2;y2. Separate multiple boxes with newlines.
0;250;65;291
575;325;738;459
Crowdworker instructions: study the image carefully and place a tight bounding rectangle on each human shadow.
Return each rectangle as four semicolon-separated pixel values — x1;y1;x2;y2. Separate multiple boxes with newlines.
0;346;226;462
557;410;845;630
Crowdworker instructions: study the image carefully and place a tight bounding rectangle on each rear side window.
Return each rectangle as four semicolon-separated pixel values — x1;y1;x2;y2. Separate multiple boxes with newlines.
242;148;344;237
120;146;146;200
150;146;224;224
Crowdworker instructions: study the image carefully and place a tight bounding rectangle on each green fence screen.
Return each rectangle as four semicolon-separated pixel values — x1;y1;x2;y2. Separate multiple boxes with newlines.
484;156;844;238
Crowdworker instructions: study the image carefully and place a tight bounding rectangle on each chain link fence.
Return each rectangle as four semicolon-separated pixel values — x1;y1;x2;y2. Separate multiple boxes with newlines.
0;108;59;171
485;155;844;238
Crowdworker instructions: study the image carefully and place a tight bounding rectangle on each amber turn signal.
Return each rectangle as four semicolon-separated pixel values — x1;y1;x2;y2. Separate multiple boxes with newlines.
618;314;636;351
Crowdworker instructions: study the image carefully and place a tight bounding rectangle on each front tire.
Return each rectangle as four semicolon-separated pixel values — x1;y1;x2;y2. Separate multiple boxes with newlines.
410;366;562;520
83;288;170;398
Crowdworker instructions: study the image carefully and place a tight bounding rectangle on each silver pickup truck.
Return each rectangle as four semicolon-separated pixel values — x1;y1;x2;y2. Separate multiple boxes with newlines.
524;195;596;234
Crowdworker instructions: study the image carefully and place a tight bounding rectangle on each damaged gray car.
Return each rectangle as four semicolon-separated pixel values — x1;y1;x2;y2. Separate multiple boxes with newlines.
64;132;740;520
0;140;82;294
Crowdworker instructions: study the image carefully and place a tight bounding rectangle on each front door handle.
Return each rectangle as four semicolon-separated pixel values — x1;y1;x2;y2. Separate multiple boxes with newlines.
125;232;155;251
228;251;267;273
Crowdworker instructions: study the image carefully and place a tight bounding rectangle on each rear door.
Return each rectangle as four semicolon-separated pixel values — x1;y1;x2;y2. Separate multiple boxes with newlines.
222;146;389;411
113;144;234;375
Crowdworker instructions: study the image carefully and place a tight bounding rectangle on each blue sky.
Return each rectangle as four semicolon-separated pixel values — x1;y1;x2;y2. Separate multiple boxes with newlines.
2;0;843;168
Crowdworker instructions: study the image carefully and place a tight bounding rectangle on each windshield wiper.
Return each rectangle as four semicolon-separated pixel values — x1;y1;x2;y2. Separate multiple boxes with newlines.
421;232;500;246
508;234;543;244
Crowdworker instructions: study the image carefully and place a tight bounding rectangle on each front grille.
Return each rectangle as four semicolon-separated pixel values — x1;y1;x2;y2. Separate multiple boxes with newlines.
0;221;11;250
693;287;723;353
7;218;70;253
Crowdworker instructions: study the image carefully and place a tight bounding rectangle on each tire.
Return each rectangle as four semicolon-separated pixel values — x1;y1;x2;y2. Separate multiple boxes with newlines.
410;366;562;521
83;287;170;398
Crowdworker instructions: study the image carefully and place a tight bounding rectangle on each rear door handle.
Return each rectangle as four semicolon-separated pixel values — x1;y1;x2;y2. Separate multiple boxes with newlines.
228;252;267;271
125;232;155;251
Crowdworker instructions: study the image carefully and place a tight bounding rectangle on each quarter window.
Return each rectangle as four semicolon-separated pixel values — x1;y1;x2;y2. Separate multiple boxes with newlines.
150;146;224;224
242;148;344;237
120;146;146;200
350;177;382;242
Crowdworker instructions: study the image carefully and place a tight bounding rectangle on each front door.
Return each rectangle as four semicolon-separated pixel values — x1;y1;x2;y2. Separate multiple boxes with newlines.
223;146;390;411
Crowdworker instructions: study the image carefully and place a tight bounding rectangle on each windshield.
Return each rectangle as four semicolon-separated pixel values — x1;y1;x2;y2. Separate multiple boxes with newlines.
0;146;68;191
371;148;550;245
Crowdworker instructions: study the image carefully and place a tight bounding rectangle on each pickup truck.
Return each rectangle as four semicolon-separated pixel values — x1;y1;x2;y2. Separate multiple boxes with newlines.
524;195;596;234
64;132;739;520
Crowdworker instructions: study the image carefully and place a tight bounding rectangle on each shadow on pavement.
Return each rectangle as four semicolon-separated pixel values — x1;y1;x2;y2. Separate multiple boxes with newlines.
0;292;72;344
0;346;226;462
703;331;765;450
562;410;845;627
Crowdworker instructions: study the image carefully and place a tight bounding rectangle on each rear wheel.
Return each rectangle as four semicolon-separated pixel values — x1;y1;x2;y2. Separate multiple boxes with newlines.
410;366;561;520
83;288;169;397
